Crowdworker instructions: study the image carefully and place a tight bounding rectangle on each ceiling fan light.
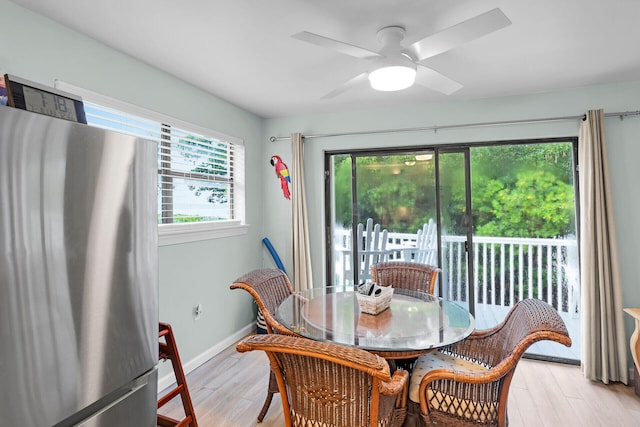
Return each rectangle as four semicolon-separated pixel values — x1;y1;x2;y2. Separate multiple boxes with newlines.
369;65;416;91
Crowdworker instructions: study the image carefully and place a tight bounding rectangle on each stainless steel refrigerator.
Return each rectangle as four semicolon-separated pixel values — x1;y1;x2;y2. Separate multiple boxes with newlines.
0;107;159;426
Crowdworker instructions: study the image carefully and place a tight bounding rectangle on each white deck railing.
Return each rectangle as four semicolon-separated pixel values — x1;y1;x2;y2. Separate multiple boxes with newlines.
439;235;579;317
335;230;579;316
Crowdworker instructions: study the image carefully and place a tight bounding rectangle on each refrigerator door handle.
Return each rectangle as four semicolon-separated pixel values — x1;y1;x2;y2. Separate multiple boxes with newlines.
52;372;153;427
75;379;149;426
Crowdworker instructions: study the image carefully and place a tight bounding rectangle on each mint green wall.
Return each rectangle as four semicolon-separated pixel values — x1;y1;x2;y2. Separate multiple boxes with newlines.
263;81;640;367
0;0;264;374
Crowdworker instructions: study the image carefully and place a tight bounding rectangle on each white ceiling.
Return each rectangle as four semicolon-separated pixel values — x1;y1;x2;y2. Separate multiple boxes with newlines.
10;0;640;119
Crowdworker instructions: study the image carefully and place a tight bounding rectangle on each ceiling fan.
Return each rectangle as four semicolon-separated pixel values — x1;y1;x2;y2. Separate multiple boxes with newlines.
292;8;511;99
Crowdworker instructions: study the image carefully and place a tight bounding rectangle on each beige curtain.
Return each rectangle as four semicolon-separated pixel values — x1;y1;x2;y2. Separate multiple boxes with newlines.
579;109;628;384
290;133;312;291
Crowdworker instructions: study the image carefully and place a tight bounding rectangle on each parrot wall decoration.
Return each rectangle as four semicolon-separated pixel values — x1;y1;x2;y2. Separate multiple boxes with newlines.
270;155;291;199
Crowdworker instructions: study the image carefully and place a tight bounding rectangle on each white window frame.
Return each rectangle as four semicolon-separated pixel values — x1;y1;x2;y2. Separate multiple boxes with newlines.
55;81;248;246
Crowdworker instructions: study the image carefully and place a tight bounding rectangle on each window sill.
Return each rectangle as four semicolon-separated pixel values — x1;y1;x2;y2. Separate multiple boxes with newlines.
158;220;249;246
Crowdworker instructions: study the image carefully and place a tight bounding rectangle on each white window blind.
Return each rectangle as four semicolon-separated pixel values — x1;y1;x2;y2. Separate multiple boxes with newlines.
55;81;247;244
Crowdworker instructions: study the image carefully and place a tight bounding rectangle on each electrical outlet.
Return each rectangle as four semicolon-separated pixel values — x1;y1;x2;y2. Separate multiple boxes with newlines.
193;303;203;320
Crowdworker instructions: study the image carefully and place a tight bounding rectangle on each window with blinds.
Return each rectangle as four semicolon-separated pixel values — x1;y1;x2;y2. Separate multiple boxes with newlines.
82;101;243;225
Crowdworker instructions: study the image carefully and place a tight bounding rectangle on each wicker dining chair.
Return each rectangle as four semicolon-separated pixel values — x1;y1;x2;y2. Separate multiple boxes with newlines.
237;334;410;427
408;298;572;427
229;268;297;422
371;261;441;295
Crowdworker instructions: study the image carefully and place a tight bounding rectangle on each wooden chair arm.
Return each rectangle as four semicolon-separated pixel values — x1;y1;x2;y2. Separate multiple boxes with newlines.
383;369;409;417
265;318;299;336
419;356;513;390
380;369;409;397
229;281;297;336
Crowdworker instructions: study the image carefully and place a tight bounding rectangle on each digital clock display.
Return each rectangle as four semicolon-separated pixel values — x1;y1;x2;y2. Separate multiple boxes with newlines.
22;86;78;122
3;74;87;124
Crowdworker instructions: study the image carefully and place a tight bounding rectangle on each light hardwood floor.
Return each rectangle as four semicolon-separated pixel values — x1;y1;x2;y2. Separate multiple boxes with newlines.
158;337;640;427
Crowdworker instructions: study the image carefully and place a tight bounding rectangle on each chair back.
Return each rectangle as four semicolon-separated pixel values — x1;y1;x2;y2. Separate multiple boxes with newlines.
371;261;441;295
488;298;572;364
357;218;389;281
229;268;295;335
236;334;408;427
414;219;437;265
340;218;390;283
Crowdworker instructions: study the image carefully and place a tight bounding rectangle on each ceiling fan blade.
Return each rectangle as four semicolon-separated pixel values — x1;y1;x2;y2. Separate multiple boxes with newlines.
407;8;511;62
292;31;381;60
415;65;463;95
321;72;369;99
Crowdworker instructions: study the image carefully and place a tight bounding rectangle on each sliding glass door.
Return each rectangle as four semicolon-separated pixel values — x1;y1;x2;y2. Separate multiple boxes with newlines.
326;150;436;285
468;142;579;360
438;149;473;314
325;138;580;362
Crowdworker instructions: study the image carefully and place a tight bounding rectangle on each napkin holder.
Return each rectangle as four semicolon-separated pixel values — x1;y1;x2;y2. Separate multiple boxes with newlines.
356;285;393;315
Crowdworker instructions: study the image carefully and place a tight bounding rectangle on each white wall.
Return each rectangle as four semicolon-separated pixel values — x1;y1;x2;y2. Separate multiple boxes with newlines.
0;0;265;377
263;81;640;367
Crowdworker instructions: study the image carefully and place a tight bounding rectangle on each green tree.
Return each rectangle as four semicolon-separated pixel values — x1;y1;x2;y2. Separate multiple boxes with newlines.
333;154;436;233
332;142;575;238
470;143;575;238
474;169;574;237
179;136;229;204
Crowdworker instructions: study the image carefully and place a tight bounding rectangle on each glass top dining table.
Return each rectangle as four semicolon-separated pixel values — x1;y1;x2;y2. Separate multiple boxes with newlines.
276;286;475;359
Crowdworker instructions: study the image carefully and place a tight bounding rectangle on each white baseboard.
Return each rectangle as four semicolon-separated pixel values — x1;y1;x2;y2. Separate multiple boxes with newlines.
158;322;255;392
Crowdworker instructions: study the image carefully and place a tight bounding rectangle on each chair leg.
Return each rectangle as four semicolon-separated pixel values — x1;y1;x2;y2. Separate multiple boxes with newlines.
257;391;275;423
158;323;198;427
257;369;279;422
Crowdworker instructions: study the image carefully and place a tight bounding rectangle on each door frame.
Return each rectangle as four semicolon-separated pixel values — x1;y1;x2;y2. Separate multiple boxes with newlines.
324;137;579;324
435;147;476;316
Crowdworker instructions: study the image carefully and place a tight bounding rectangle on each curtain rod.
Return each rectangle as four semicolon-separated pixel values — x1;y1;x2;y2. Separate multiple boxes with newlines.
268;110;640;142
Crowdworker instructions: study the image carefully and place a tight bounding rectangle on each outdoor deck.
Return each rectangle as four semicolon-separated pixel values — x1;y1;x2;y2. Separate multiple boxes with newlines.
334;229;582;362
